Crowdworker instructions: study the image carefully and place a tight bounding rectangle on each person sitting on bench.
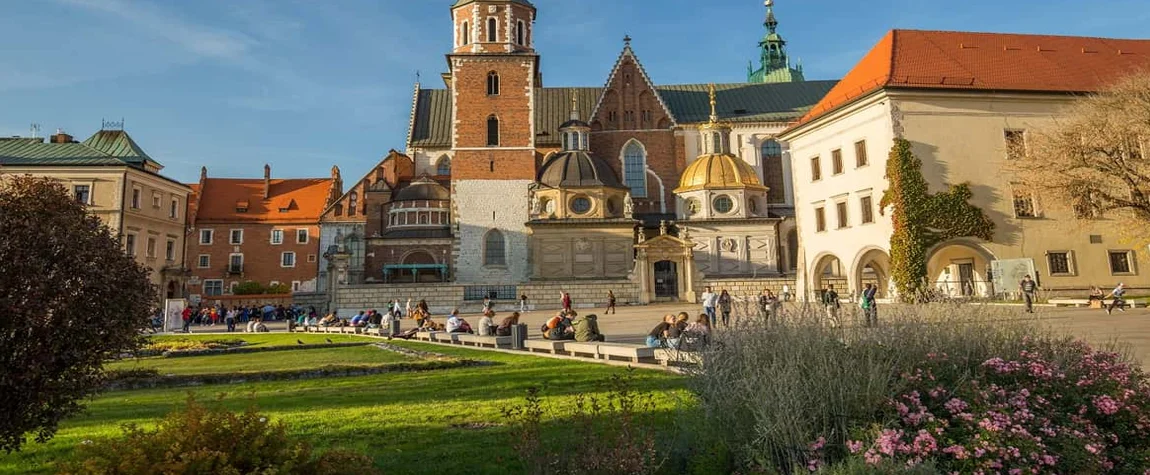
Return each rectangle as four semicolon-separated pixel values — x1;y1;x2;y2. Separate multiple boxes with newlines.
542;312;574;340
477;309;496;336
319;312;339;327
645;314;677;348
496;312;520;336
446;309;473;333
573;313;605;342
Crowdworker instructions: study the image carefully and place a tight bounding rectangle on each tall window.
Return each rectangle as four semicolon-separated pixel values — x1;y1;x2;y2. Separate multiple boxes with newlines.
814;207;826;232
281;252;296;268
831;149;844;175
810;156;822;181
836;201;848;229
125;234;136;256
229;254;243;273
1109;250;1134;275
296;229;309;244
484;229;506;266
197;254;210;268
270;229;284;245
860;196;874;224
229;229;243;245
146;237;156;258
515;20;525;46
348;192;358;217
622;141;647;198
170;198;179;218
461;21;470;45
487;71;499;95
1012;187;1036;218
165;240;175;261
131;187;141;209
199;229;213;245
855;140;869;167
486;17;497;42
436;156;451;175
74;185;90;204
487;115;500;146
761;139;785;204
1005;129;1026;160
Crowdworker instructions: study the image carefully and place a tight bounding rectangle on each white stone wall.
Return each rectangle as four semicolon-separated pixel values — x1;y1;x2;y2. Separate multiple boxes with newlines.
317;223;365;289
453;179;533;284
687;221;780;277
411;149;452;176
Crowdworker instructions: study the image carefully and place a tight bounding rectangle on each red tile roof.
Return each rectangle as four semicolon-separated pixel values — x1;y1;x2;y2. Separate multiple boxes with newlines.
797;30;1150;126
193;178;333;224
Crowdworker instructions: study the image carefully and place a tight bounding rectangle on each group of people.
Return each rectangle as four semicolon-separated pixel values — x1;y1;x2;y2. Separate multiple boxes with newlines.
646;312;710;350
1021;275;1130;315
180;303;288;333
539;310;606;342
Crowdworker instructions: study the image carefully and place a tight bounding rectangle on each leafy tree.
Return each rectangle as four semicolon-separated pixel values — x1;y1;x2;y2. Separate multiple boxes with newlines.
880;139;995;300
0;175;156;452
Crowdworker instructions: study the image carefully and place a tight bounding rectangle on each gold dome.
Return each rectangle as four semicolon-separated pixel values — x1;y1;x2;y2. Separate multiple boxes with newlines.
674;154;768;193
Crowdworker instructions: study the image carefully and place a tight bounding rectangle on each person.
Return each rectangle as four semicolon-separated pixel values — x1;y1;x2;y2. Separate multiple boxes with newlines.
496;312;520;336
252;317;269;333
1019;275;1038;313
669;312;689;349
542;312;574;340
700;286;718;326
482;296;494;313
645;315;675;348
823;284;841;326
782;283;791;302
208;306;219;327
561;291;573;313
446;309;472;333
682;313;711;350
405;298;413;318
573;313;605;342
718;289;732;327
478;310;496;336
1088;286;1105;309
367;309;384;329
1106;283;1128;315
181;306;193;333
861;283;878;327
351;311;367;326
224;307;237;332
757;289;771;321
519;293;528;313
418;299;430;315
605;290;617;315
320;311;339;327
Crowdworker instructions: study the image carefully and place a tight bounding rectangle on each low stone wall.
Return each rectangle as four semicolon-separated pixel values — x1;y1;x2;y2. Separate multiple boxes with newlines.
334;279;641;315
293;292;330;314
695;277;797;303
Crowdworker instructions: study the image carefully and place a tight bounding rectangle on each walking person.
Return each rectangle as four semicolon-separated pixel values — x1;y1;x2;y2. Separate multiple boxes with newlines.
822;284;841;327
561;291;573;313
519;293;528;313
605;290;617;314
1106;283;1128;315
224;307;237;332
1019;275;1038;314
860;283;878;327
181;306;193;333
718;289;732;327
782;283;791;302
405;298;413;319
700;286;718;326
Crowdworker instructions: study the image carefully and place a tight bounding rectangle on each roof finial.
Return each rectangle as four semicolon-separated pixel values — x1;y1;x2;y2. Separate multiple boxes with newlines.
623;34;631;47
764;0;778;33
708;83;718;122
570;90;580;121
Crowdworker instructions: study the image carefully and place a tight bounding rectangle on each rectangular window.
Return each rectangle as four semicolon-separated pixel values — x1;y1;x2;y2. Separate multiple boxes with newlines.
229;229;243;245
1046;251;1072;276
197;254;210;268
270;229;284;245
199;229;213;245
229;254;244;273
855;140;869;167
146;237;156;258
1005;129;1026;160
170;198;179;219
131;187;141;209
125;234;137;257
832;149;844;175
297;229;309;244
860;196;874;224
810;156;822;181
165;240;175;261
281;252;296;268
73;185;90;204
292;281;302;292
1012;188;1037;218
814;206;826;232
204;280;223;297
152;192;161;208
308;254;317;263
1109;250;1135;275
836;201;848;229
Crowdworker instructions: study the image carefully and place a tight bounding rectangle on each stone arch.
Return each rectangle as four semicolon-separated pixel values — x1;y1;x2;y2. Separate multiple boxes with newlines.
809;252;846;299
402;249;437;265
851;246;892;298
926;239;997;298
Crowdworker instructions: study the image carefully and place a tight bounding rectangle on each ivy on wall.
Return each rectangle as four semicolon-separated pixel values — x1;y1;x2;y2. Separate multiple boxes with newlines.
879;139;995;300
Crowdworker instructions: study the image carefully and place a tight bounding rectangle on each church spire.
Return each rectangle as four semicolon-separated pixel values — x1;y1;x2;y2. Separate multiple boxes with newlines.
764;0;778;34
747;0;805;84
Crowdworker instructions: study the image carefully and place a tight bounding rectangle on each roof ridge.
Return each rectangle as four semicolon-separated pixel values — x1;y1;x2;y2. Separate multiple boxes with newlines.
589;42;677;125
404;82;421;151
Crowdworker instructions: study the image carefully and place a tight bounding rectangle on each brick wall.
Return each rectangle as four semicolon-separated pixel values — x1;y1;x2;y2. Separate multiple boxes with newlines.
589;130;679;214
187;222;321;295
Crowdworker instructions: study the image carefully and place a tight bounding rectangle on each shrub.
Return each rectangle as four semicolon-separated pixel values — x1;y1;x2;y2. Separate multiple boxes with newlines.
142;338;245;353
59;395;379;475
232;281;265;295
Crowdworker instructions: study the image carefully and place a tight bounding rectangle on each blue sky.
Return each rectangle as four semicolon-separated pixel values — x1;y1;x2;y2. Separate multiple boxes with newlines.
2;0;1148;183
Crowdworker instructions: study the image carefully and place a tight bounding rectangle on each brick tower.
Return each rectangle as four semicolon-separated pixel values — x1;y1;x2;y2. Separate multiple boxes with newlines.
446;0;539;283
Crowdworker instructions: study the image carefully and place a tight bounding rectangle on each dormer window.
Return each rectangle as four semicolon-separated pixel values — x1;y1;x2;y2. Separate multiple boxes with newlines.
235;200;249;213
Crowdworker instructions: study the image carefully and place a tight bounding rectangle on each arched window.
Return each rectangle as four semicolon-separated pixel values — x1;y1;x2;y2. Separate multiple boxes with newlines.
483;229;505;266
761;139;785;204
486;71;499;96
487;17;497;42
487;115;499;146
348;192;358;217
461;21;470;45
516;20;525;46
622;140;647;198
436;155;451;175
419;214;429;225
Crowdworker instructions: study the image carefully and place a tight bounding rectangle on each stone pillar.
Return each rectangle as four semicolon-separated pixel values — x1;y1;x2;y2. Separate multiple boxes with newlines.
327;250;351;314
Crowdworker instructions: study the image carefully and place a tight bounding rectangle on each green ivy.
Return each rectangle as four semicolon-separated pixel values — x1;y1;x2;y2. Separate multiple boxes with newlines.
880;139;995;301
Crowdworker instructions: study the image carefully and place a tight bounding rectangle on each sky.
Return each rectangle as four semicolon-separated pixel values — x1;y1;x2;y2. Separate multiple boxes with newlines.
2;0;1149;183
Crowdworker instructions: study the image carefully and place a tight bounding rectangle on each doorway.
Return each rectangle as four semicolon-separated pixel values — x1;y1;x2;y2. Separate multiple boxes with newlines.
957;263;975;297
653;260;678;299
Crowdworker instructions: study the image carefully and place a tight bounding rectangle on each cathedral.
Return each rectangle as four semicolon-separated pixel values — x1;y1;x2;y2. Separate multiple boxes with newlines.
318;0;834;303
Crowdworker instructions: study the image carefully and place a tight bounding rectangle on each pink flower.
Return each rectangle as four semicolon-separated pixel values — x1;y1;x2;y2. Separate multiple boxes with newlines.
809;436;826;451
944;398;969;414
1093;395;1121;415
846;440;864;454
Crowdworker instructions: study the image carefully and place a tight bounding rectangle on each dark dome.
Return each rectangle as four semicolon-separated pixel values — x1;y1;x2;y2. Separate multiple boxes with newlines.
538;151;625;189
393;177;450;201
559;119;590;130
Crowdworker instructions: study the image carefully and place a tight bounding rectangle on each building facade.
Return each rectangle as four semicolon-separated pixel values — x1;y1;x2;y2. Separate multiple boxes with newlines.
0;129;192;302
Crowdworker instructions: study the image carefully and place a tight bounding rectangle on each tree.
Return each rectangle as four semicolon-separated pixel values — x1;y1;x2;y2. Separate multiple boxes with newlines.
881;139;995;300
0;175;156;452
1012;71;1150;233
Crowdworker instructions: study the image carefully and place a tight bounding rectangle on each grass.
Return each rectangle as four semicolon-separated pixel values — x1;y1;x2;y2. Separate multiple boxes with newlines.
108;346;414;375
1;335;690;475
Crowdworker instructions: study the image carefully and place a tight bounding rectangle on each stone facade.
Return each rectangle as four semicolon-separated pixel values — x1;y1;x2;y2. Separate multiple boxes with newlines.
328;279;641;316
528;223;636;280
687;220;782;276
453;179;533;283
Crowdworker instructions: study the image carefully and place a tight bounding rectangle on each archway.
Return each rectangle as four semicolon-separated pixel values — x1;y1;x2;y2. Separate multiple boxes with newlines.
166;280;177;299
809;252;846;299
851;247;891;298
926;240;997;298
653;260;678;299
398;250;438;283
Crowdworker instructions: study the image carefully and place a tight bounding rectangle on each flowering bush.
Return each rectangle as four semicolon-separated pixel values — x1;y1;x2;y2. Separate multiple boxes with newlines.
842;339;1150;474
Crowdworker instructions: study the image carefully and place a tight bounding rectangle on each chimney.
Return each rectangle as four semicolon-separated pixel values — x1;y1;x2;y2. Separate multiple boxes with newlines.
50;128;74;144
263;164;271;199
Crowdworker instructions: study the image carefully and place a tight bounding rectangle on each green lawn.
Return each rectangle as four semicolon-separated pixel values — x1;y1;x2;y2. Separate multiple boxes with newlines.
1;336;690;474
108;346;415;375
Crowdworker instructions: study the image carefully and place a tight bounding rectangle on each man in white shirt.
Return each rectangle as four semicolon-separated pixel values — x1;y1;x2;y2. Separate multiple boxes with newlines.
782;284;791;302
445;309;470;333
1106;283;1127;315
700;287;718;326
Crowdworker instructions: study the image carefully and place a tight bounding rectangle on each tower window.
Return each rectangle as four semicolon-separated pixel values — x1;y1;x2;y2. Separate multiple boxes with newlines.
487;71;499;96
436;155;451;175
487;17;497;42
516;20;525;46
487;115;499;146
484;229;506;266
622;140;647;198
461;21;470;46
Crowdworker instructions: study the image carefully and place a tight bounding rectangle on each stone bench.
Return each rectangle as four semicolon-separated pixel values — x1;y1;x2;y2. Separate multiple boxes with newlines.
432;332;464;344
415;331;441;341
1049;298;1142;308
455;334;512;348
563;342;600;358
596;344;656;364
653;348;703;367
523;339;569;355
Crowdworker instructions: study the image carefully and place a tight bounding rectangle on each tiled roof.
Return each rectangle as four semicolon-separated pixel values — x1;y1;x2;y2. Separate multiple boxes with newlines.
534;88;601;146
194;178;334;224
797;29;1150;125
657;81;837;124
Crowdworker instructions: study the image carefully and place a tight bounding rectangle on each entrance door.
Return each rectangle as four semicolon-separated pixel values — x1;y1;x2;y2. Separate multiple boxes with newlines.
654;260;678;299
958;263;975;296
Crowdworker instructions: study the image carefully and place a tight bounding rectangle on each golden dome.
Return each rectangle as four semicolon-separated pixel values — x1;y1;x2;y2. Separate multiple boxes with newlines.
674;154;768;193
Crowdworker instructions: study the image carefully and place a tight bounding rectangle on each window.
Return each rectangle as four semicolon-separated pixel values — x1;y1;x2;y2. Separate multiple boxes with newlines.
1072;185;1102;219
292;281;302;292
713;195;734;214
169;198;179;218
1047;251;1072;276
1012;188;1037;218
204;280;223;297
487;71;499;96
515;20;525;46
486;17;497;42
230;281;239;294
229;254;243;273
571;196;592;214
152;192;161;208
461;21;469;45
1109;250;1135;275
855;140;869;167
348;192;358;217
131;187;141;209
814;207;826;232
810;156;822;181
436;156;451;175
484;229;506;266
623;141;647;198
146;237;156;258
271;229;284;245
125;234;137;256
281;252;296;268
1005;129;1026;160
199;229;213;245
297;229;309;244
229;229;243;245
608;111;617;122
832;149;844;175
761;139;782;159
487;115;499;146
165;240;175;261
859;196;874;224
308;254;317;263
73;185;90;204
836;201;848;229
198;254;210;268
